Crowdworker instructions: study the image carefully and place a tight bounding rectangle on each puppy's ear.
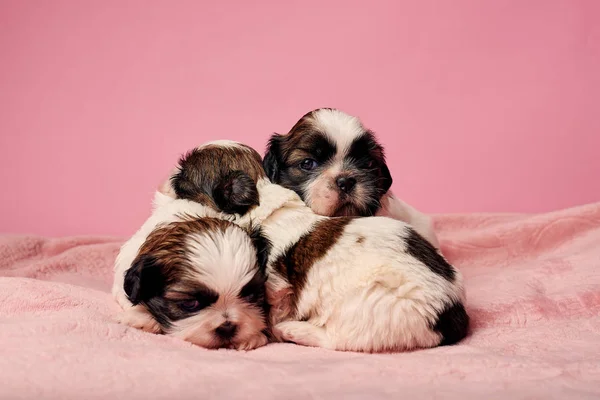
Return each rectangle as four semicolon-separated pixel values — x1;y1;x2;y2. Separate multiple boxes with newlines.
263;134;284;182
124;255;166;305
248;225;272;272
170;150;202;201
378;161;393;193
214;170;259;215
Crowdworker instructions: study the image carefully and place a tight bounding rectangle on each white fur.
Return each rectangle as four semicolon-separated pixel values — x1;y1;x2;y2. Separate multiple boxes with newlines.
311;108;365;157
184;228;257;295
234;181;465;352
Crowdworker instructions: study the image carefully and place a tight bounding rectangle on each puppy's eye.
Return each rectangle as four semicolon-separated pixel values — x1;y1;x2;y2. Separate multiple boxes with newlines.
365;160;376;169
299;158;318;171
179;299;202;312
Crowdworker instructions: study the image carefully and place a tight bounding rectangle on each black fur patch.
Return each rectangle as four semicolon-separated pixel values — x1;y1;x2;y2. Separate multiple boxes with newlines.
262;137;282;182
142;285;220;329
239;270;268;308
404;228;455;281
248;225;272;272
124;255;166;305
245;225;273;323
347;132;392;193
432;302;470;346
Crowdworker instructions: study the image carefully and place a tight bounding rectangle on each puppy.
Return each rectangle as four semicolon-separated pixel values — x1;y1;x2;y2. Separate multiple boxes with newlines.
164;140;469;353
263;108;440;248
112;151;270;350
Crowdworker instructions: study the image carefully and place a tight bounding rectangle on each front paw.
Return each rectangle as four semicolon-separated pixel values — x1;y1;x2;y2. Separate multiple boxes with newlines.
234;333;269;351
273;321;332;349
116;306;161;334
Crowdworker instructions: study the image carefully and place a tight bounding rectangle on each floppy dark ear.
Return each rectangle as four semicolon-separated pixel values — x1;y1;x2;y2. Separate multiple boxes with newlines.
248;225;272;272
170;150;201;200
263;134;284;182
213;170;259;215
124;255;166;305
170;170;195;200
378;161;393;193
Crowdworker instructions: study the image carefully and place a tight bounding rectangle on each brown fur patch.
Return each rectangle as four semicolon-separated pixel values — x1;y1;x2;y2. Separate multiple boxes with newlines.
134;217;233;287
199;144;266;182
272;217;353;317
274;112;322;161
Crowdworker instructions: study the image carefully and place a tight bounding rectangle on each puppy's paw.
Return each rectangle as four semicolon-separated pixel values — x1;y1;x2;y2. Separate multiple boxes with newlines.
234;333;269;351
273;321;332;349
116;306;161;334
113;291;133;311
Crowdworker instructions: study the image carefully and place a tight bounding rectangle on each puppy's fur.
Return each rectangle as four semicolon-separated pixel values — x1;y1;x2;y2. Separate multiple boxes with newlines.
263;108;440;248
162;141;469;353
112;145;270;350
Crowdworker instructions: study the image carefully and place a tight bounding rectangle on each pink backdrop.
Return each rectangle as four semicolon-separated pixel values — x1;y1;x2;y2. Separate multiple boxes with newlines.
1;0;599;237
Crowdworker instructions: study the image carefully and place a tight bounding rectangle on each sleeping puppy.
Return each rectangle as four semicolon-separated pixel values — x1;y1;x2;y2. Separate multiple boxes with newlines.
111;154;270;350
263;108;440;248
163;140;469;353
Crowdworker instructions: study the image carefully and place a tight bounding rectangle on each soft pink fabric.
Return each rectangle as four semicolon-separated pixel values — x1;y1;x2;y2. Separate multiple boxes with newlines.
2;1;600;237
1;203;600;399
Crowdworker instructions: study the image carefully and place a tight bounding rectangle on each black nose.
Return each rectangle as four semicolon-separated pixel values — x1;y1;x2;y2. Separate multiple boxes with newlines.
336;176;356;194
215;321;238;339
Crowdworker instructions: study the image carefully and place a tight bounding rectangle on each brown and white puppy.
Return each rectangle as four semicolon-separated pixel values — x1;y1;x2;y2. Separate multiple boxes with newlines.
112;143;270;350
162;140;469;353
263;108;440;248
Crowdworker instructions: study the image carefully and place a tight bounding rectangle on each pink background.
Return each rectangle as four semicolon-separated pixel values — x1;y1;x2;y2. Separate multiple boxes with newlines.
1;1;599;237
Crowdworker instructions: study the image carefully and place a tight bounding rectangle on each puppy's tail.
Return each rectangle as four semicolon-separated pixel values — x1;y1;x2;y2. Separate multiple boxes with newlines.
433;301;470;346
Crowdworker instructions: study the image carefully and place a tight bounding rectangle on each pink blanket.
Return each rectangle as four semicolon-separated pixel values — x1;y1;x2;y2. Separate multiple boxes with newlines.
2;203;600;399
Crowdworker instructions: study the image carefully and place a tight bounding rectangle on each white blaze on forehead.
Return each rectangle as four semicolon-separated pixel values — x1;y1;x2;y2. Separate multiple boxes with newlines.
311;109;366;158
184;225;257;294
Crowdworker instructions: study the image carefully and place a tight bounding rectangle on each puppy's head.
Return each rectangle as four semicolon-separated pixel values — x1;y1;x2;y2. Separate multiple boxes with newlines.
124;217;270;350
263;108;392;217
169;141;266;215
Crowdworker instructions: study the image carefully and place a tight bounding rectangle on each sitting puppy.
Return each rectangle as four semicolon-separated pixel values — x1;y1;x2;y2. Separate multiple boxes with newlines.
112;152;271;350
162;140;469;353
263;108;440;248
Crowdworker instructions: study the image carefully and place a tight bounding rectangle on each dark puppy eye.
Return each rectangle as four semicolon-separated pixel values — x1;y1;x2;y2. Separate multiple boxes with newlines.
365;160;376;169
179;299;202;312
299;158;318;171
239;271;266;304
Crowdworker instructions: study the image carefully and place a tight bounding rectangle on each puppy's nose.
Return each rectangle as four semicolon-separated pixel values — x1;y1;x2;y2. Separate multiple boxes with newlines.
336;176;356;194
215;321;238;340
